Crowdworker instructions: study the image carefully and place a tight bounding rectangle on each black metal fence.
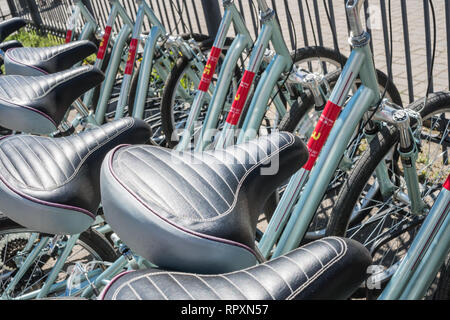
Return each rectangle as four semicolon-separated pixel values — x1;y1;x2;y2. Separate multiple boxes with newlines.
1;0;449;104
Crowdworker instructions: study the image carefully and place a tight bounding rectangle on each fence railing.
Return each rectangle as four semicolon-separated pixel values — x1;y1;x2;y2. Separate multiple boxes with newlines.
2;0;449;104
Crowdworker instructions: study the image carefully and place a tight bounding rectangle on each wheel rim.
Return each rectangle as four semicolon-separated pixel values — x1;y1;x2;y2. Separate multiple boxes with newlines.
0;229;106;299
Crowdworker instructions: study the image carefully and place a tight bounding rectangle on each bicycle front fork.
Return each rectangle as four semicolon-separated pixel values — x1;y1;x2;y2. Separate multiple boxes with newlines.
369;99;427;215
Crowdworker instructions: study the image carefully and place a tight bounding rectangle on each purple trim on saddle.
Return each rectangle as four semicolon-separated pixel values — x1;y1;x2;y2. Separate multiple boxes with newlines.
107;145;260;259
0;167;96;220
98;270;134;300
0;96;58;127
5;48;49;75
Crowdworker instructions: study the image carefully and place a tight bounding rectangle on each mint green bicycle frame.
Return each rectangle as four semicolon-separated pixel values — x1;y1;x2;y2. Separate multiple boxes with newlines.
65;0;98;47
196;0;293;151
258;0;384;257
379;174;449;300
175;0;253;151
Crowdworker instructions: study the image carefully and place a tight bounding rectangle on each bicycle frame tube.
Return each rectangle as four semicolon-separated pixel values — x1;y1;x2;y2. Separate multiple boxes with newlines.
35;234;81;299
66;0;97;43
258;48;365;256
215;5;292;149
175;0;252;151
80;255;129;298
131;26;163;119
261;0;383;257
82;0;133;109
94;23;132;124
1;236;49;299
114;0;166;120
379;174;450;300
265;44;379;257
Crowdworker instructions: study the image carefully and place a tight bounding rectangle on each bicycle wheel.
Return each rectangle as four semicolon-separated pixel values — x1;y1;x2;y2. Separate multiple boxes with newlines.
265;49;403;229
326;91;450;298
0;217;117;299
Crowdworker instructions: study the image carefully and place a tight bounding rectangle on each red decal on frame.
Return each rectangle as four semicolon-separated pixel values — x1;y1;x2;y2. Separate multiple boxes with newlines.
124;38;139;75
65;30;73;43
198;46;222;92
303;101;342;171
225;70;256;125
444;174;450;191
97;26;112;60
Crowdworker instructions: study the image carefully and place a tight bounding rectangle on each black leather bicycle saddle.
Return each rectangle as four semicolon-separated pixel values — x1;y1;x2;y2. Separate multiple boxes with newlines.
100;237;372;300
0;40;22;55
0;118;152;235
0;65;104;134
101;132;309;274
4;40;97;76
0;18;26;43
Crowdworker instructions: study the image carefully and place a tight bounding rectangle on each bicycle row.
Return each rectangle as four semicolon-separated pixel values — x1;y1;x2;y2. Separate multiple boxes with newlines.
0;0;447;300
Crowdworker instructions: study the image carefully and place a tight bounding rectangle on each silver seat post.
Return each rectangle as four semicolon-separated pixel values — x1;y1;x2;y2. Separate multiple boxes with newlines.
256;0;270;14
346;0;365;38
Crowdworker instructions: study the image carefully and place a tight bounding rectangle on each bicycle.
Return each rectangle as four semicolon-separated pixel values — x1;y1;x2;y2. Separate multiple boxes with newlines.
0;63;153;299
162;0;400;154
99;159;450;300
326;91;449;299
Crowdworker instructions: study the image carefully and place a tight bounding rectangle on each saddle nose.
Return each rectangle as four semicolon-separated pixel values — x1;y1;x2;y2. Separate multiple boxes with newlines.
0;118;152;235
0;65;104;134
4;40;97;76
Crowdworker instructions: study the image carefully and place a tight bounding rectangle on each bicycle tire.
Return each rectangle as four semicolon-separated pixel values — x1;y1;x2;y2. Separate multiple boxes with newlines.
0;216;117;298
327;91;450;237
326;91;450;299
277;50;403;132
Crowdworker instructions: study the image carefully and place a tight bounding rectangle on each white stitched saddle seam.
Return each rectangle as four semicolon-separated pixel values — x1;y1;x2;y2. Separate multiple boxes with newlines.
206;151;241;184
242;270;275;300
126;283;142;300
219;275;248;300
0;148;26;184
261;264;293;294
0;148;26;185
280;256;310;281
299;247;325;268
245;140;269;160
32;136;70;181
144;276;169;300
234;144;258;163
1;67;94;103
124;150;207;220
168;274;195;300
109;272;248;300
115;133;295;223
221;148;247;172
47;137;78;172
317;238;340;255
61;136;83;161
17;136;59;188
10;43;86;64
120;160;176;214
2;118;134;191
196;276;223;299
8;143;45;188
287;238;348;299
156;147;233;208
189;151;238;195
